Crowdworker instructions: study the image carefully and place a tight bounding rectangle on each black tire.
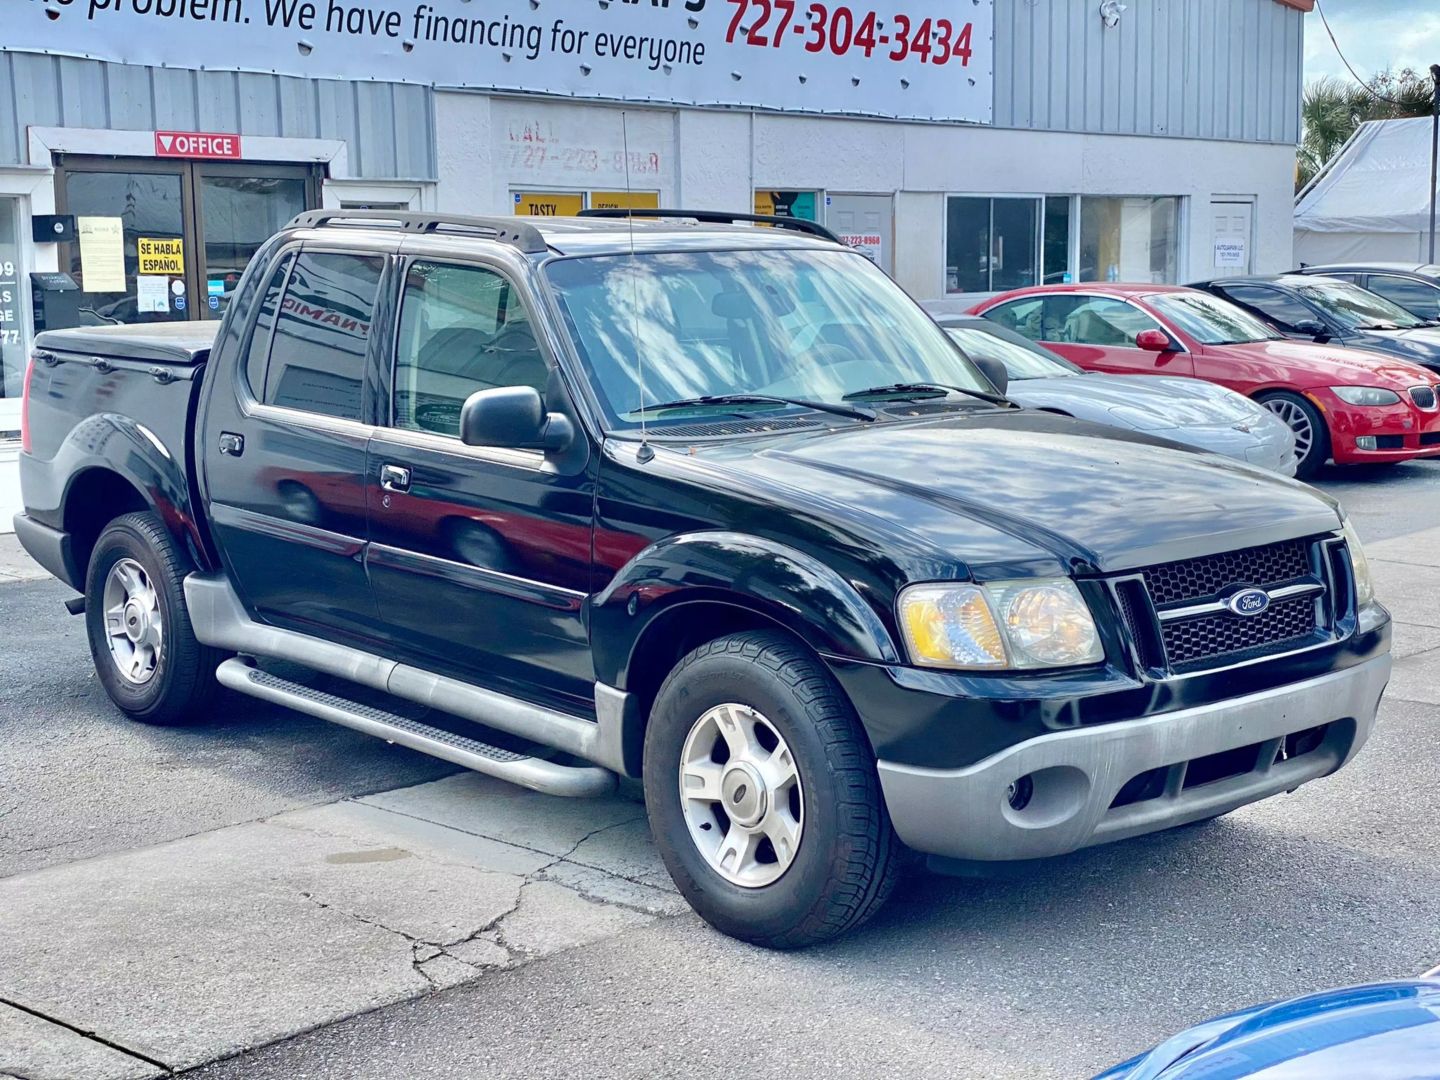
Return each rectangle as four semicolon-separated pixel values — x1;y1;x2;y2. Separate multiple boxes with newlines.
643;630;903;949
84;511;222;725
1258;390;1330;478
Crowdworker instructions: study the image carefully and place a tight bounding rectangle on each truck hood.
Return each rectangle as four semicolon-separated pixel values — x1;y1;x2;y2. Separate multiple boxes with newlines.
692;409;1341;574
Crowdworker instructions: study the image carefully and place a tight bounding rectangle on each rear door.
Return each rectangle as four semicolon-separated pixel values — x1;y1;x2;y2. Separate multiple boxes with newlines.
363;254;597;712
202;243;392;641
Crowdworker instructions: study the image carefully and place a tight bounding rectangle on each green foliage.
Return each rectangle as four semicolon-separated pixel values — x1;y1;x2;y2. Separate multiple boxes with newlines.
1298;68;1436;192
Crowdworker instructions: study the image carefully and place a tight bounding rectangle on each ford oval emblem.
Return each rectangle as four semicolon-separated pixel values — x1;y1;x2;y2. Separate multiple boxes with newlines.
1227;588;1271;617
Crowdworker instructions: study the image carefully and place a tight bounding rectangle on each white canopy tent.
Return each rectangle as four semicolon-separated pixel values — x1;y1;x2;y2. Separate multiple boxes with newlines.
1295;116;1440;265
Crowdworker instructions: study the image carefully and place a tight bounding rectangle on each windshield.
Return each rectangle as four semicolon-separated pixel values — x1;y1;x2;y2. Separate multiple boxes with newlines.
544;248;993;430
1294;279;1427;330
943;325;1080;379
1149;292;1281;344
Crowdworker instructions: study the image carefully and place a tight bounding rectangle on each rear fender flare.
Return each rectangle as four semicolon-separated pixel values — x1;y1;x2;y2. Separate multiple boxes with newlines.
591;530;900;689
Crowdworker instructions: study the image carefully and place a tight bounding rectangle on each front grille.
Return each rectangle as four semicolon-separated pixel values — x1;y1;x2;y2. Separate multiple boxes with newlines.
1142;538;1311;606
1162;595;1319;671
1117;537;1330;674
1411;385;1437;410
1422;432;1440;447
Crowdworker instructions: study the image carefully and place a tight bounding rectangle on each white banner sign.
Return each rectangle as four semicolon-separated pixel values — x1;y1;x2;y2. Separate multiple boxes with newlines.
10;0;993;123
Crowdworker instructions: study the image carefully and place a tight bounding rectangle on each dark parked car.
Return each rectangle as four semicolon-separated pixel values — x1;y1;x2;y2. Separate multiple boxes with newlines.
1293;262;1440;320
15;209;1391;948
1191;273;1440;374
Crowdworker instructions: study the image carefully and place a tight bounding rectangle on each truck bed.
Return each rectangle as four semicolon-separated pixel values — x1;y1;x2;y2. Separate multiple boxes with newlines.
19;321;221;588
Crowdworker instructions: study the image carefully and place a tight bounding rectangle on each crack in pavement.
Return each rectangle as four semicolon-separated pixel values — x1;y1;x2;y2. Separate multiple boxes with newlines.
296;814;650;991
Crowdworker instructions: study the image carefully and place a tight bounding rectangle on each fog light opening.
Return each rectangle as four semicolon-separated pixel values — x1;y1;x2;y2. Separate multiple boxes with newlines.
1006;774;1035;812
1355;436;1378;451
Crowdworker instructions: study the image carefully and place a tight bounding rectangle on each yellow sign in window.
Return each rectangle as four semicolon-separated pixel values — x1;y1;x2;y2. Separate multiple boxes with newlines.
512;192;584;217
589;191;660;211
137;237;185;275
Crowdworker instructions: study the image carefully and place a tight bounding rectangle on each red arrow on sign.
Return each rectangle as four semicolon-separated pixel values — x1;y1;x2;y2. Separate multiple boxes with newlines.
154;130;242;159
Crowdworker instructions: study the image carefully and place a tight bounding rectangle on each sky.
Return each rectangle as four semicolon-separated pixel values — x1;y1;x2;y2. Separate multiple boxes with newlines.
1305;0;1440;85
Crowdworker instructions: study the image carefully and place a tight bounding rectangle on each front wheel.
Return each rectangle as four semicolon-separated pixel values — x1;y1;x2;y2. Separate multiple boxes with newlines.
85;511;222;725
643;630;904;949
1259;391;1330;478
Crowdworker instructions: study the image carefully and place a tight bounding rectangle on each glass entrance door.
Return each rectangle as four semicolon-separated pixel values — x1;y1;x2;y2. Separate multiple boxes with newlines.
54;157;319;330
196;166;312;319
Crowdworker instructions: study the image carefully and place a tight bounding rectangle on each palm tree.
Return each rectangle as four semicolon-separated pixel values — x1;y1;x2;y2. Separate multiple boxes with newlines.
1297;69;1435;192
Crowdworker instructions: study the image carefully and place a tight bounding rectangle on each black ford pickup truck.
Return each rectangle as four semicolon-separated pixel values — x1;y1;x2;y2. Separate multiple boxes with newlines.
15;209;1391;948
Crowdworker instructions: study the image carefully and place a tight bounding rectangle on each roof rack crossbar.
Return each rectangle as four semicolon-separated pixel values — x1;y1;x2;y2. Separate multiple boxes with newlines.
285;210;549;254
577;207;845;245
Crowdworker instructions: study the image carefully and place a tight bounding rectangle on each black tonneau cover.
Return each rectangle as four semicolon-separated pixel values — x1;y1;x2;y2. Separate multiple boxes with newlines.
34;321;220;366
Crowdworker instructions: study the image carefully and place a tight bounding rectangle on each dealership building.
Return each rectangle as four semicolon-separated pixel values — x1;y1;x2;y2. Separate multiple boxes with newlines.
0;0;1313;433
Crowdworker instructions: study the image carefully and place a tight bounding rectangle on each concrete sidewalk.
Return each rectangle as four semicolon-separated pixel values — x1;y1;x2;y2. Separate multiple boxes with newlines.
0;532;46;584
0;774;684;1079
1;442;19;537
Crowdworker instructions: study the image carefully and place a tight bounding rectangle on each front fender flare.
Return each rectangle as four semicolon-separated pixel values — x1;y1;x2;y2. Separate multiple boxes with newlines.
590;530;900;689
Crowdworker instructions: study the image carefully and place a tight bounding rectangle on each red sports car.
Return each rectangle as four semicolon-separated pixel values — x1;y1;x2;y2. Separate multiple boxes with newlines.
970;283;1440;477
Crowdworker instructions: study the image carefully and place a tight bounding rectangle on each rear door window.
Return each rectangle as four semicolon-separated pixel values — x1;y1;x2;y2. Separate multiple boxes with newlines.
1364;274;1440;319
242;253;292;399
263;251;384;421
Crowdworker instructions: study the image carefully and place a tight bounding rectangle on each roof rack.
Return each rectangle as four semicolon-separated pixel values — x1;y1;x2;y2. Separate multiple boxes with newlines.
284;210;549;254
577;207;844;245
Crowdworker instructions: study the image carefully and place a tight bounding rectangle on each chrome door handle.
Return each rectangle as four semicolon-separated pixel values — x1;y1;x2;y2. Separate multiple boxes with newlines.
379;464;411;493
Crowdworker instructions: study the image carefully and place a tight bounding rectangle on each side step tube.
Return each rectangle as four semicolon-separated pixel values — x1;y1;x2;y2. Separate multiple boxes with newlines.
186;572;636;780
217;660;615;798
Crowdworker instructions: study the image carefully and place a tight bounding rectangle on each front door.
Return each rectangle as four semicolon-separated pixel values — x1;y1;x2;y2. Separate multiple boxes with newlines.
826;194;894;275
1209;200;1254;279
52;156;318;332
364;255;596;712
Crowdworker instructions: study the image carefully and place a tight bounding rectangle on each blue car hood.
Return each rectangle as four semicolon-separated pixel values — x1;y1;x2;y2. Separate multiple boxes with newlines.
1095;980;1440;1080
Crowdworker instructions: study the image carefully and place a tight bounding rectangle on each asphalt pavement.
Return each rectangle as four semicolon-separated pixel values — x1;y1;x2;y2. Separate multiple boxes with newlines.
2;460;1439;1080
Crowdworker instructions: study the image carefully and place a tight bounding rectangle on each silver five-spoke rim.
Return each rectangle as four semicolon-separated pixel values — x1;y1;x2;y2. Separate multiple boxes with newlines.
103;558;163;686
679;703;804;888
1263;397;1314;461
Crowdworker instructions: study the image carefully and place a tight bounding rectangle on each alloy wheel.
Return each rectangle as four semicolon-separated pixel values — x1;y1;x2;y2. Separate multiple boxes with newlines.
1262;397;1315;461
102;557;164;685
679;703;805;888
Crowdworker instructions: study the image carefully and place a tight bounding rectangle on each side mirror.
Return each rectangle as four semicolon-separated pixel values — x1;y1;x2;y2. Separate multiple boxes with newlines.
1294;319;1330;341
460;386;574;452
971;354;1009;396
1135;329;1174;352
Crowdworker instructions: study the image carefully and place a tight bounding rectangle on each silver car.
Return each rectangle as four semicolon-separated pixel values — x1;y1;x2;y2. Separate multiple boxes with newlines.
934;314;1298;476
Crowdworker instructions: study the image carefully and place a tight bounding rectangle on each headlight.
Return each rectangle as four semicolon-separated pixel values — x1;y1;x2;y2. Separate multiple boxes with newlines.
1341;518;1375;606
898;579;1104;670
1330;386;1401;406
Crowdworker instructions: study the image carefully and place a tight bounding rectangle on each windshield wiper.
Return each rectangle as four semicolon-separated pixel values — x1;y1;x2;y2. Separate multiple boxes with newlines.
841;381;1013;407
633;393;876;422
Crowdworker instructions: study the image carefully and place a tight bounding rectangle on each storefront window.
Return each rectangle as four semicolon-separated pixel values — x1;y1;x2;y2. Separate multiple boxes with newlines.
1043;196;1072;285
1079;196;1180;284
945;196;1040;294
0;199;26;405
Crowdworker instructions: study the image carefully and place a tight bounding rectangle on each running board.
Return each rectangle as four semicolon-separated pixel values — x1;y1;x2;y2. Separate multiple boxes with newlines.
184;572;639;777
216;660;615;798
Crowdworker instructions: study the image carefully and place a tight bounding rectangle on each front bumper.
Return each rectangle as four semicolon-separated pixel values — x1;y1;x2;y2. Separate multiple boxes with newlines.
876;653;1391;861
1319;390;1440;464
1155;421;1297;476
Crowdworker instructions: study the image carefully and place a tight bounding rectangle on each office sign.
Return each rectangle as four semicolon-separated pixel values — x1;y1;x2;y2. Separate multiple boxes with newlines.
11;1;994;124
154;131;242;159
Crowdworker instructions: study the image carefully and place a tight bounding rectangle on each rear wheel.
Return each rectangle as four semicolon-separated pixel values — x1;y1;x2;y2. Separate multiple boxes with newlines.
85;511;222;725
643;630;904;949
1259;391;1330;478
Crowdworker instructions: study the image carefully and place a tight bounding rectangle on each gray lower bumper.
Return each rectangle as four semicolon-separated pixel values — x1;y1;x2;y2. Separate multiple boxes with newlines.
877;655;1391;861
